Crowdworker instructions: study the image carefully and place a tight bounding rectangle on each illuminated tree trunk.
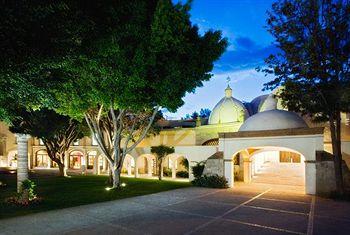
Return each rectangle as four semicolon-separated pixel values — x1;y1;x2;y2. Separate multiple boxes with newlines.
330;113;344;195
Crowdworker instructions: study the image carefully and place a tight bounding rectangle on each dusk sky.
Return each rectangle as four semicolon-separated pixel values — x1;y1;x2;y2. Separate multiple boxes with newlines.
169;0;278;119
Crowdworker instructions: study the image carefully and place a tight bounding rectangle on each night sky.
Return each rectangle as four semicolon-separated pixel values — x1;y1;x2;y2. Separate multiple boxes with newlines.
170;0;278;119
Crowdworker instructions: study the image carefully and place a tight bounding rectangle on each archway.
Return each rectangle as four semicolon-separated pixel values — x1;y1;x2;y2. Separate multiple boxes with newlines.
122;154;135;176
166;154;190;180
232;146;306;191
86;151;98;170
35;150;50;168
136;154;155;177
69;151;84;169
7;150;18;168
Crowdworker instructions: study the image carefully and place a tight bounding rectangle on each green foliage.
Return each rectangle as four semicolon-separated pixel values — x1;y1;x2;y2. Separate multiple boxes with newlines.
21;179;37;201
261;0;350;121
191;175;228;188
191;111;199;120
199;108;211;118
176;170;189;178
180;158;189;170
262;0;350;194
5;179;40;206
191;161;206;178
151;145;175;160
163;167;172;177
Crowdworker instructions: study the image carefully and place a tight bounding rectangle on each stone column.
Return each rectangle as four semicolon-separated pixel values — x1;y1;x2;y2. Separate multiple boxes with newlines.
243;159;252;183
135;158;139;178
102;158;107;172
127;161;132;176
188;161;195;181
171;160;176;179
81;153;86;175
47;158;51;169
16;134;31;193
93;156;98;175
305;160;316;195
148;159;153;177
224;159;234;187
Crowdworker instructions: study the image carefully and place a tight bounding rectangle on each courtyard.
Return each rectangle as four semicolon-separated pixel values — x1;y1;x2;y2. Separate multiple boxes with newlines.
0;183;350;234
1;182;350;235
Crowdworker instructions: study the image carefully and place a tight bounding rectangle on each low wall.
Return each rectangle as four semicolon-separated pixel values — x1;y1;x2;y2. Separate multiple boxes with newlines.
316;151;350;196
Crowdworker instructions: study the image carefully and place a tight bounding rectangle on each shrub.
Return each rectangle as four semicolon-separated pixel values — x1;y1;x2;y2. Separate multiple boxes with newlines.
180;158;189;171
5;179;42;206
191;161;206;178
163;167;172;177
191;174;228;188
176;170;189;178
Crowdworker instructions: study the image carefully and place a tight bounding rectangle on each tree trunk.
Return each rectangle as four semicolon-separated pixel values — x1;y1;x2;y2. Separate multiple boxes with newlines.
158;159;163;181
57;162;67;177
111;163;121;188
330;114;344;195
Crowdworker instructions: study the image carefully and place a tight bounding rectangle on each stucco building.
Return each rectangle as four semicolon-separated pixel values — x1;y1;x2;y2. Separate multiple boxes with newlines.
1;85;350;195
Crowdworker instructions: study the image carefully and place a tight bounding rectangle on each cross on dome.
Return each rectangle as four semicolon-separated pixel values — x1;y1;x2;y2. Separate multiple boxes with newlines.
225;76;232;97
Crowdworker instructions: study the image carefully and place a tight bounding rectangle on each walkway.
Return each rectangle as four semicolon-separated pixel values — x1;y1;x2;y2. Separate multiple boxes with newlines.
1;183;350;235
252;162;305;186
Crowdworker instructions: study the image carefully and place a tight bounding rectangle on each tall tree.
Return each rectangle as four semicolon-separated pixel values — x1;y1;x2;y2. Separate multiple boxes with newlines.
199;108;211;118
262;0;350;194
52;0;227;188
9;108;88;177
151;145;175;180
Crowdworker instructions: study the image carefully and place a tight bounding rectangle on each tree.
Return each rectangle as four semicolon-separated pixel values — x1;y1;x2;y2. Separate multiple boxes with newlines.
9;108;88;176
199;108;211;118
191;111;199;120
51;0;227;188
262;0;350;194
151;145;175;180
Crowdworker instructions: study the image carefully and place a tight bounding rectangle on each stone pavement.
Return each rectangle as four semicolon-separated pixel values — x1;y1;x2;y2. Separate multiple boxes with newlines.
1;183;350;235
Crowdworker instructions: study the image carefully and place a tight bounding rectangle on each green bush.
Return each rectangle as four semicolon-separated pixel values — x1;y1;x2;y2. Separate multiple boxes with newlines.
191;174;228;188
163;167;172;177
176;170;189;178
191;161;206;178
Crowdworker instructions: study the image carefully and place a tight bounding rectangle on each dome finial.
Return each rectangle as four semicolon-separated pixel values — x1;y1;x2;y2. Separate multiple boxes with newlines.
225;76;232;97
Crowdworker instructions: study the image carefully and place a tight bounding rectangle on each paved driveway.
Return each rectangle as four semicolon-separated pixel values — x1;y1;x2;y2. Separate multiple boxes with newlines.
1;183;350;235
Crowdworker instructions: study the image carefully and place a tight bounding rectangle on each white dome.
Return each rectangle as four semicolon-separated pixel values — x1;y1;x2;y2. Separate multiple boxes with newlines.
239;109;308;131
209;85;249;124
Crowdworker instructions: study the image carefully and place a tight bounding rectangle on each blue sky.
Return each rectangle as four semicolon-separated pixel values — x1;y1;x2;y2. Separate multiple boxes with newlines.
168;0;278;119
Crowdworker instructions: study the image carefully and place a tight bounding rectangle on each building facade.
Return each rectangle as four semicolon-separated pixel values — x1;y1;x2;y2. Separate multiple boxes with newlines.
1;85;350;194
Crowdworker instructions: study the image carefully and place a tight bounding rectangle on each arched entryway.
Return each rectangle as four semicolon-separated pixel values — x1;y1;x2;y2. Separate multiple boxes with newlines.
233;147;306;190
69;151;84;169
122;154;135;176
166;154;190;180
136;154;155;177
220;128;324;194
35;150;50;168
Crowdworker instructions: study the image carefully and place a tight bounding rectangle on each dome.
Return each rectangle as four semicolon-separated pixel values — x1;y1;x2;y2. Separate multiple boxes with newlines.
209;85;249;125
259;87;285;112
250;94;269;115
239;109;308;131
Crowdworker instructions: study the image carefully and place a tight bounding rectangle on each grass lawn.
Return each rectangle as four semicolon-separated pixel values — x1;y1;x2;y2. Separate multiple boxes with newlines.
0;172;190;219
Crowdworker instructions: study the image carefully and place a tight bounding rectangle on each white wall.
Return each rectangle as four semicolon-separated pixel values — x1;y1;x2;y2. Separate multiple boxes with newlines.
220;134;324;195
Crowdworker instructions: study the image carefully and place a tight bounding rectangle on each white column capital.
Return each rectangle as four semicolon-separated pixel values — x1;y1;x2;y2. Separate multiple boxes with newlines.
15;133;31;141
